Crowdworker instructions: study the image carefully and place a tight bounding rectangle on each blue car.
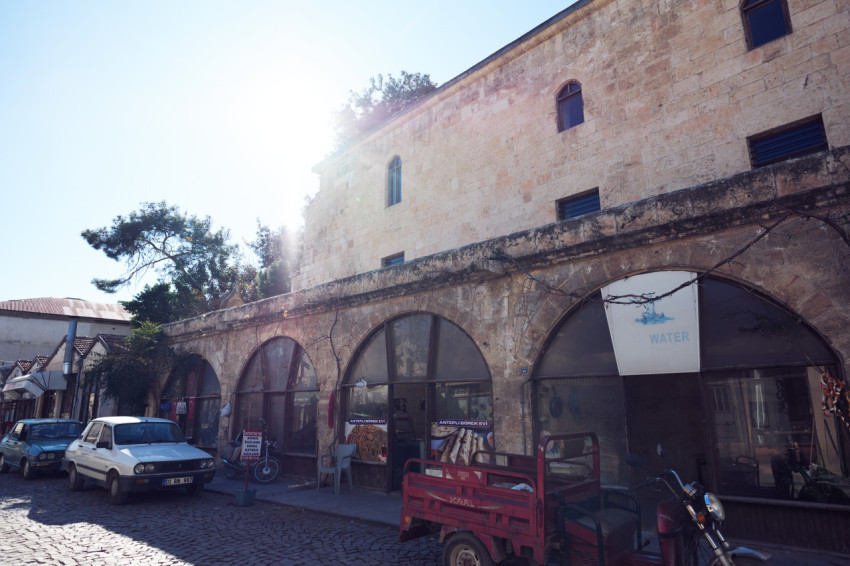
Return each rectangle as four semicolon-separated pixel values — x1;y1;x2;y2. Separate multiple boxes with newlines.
0;418;83;480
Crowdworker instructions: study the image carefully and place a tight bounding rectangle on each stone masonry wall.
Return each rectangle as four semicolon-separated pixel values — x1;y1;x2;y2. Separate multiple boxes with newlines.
295;0;850;289
165;149;850;459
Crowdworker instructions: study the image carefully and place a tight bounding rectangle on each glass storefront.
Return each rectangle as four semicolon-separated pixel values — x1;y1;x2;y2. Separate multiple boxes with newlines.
159;356;221;450
234;337;319;464
343;313;492;490
534;275;849;505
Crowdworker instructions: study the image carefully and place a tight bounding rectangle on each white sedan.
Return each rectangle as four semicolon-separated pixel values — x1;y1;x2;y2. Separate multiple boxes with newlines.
62;416;215;504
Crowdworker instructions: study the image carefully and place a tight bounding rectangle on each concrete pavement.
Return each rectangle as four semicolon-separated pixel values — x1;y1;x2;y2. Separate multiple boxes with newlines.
204;473;850;566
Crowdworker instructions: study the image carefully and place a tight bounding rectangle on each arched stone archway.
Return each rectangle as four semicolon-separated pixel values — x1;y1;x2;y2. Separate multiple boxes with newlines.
234;337;319;477
532;272;846;506
341;312;493;491
159;355;221;452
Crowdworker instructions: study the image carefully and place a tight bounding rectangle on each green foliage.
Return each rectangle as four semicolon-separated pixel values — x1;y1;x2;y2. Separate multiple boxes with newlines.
121;283;180;327
85;321;172;415
335;71;438;147
82;201;239;318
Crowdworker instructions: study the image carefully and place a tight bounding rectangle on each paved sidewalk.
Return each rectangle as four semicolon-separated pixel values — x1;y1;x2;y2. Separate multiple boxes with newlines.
205;473;403;527
205;473;849;566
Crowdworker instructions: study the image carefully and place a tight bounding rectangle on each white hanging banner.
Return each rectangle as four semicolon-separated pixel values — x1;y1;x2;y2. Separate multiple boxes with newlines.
602;271;700;375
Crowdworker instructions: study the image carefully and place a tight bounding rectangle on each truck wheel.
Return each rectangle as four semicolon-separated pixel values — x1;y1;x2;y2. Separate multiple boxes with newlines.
68;464;85;491
0;454;9;473
108;473;127;505
21;459;35;480
443;532;494;566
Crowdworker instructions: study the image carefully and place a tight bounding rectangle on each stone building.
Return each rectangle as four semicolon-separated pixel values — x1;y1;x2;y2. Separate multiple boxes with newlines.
162;0;850;551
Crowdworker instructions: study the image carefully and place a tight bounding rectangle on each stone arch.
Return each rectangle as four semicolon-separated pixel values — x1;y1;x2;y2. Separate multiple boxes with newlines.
159;354;221;452
530;271;847;505
233;336;319;477
339;311;493;491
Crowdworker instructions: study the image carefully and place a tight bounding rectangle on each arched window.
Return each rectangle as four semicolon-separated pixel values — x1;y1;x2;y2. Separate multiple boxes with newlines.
234;337;318;458
387;156;402;206
159;356;221;450
533;274;845;503
344;313;492;490
557;81;584;132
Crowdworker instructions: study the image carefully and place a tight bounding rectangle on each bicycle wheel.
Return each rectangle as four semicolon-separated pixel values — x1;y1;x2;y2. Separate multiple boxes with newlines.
253;457;280;483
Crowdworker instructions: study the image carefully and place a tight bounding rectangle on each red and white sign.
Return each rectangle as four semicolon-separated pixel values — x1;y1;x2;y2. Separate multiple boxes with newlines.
241;430;263;461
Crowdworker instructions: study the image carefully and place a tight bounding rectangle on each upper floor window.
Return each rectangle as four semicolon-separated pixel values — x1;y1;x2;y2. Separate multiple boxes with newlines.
387;156;402;206
742;0;791;49
557;189;600;221
557;81;584;132
382;252;405;267
748;115;827;168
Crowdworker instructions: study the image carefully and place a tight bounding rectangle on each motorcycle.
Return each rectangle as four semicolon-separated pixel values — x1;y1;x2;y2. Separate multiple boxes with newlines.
619;445;772;566
220;431;281;484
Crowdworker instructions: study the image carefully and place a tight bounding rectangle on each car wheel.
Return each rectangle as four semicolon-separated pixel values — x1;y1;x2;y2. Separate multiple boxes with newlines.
68;464;85;491
21;459;35;481
0;454;9;473
185;480;204;496
108;473;127;505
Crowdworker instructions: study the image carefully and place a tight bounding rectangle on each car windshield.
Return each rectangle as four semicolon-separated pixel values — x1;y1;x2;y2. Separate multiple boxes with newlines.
30;423;82;440
113;422;186;445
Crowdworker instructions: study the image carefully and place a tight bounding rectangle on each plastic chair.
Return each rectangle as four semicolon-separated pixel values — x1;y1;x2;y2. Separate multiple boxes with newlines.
317;444;356;495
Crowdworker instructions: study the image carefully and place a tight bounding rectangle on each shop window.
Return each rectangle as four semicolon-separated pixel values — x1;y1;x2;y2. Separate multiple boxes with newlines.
159;356;221;450
343;313;492;479
747;115;827;168
234;337;318;457
742;0;791;50
557;81;584;132
557;189;601;221
533;275;846;503
387;156;402;206
534;376;628;485
705;367;848;504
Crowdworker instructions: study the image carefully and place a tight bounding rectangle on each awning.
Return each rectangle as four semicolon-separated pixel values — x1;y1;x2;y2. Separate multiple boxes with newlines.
2;371;68;400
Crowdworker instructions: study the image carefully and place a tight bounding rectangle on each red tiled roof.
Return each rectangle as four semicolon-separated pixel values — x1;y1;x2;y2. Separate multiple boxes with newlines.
0;297;131;322
98;334;130;352
73;337;97;357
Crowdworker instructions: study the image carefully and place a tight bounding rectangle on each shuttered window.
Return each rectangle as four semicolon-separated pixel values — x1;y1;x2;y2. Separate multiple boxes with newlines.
748;115;827;168
382;252;405;267
557;189;600;221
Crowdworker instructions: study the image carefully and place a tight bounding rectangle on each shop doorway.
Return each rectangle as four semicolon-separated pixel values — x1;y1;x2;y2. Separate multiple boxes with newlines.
391;383;427;490
624;373;707;529
624;373;707;483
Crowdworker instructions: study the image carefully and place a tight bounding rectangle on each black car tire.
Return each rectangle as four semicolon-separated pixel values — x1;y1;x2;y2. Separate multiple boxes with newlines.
185;480;204;496
0;454;9;473
68;464;85;491
21;459;35;481
108;473;127;505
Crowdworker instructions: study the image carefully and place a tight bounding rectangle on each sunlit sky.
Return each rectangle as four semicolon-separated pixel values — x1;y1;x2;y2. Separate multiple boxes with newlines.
1;1;575;304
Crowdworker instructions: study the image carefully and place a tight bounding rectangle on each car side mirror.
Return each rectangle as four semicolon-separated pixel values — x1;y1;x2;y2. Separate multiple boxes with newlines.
96;440;111;449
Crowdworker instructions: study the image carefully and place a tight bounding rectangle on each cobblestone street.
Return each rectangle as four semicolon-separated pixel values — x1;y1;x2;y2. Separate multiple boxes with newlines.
0;471;443;565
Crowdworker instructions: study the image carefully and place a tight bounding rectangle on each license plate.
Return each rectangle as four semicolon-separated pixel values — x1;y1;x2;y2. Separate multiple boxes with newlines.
163;476;193;486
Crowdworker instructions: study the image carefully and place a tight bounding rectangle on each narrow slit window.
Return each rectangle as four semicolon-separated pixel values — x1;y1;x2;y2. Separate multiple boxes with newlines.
387;156;402;206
